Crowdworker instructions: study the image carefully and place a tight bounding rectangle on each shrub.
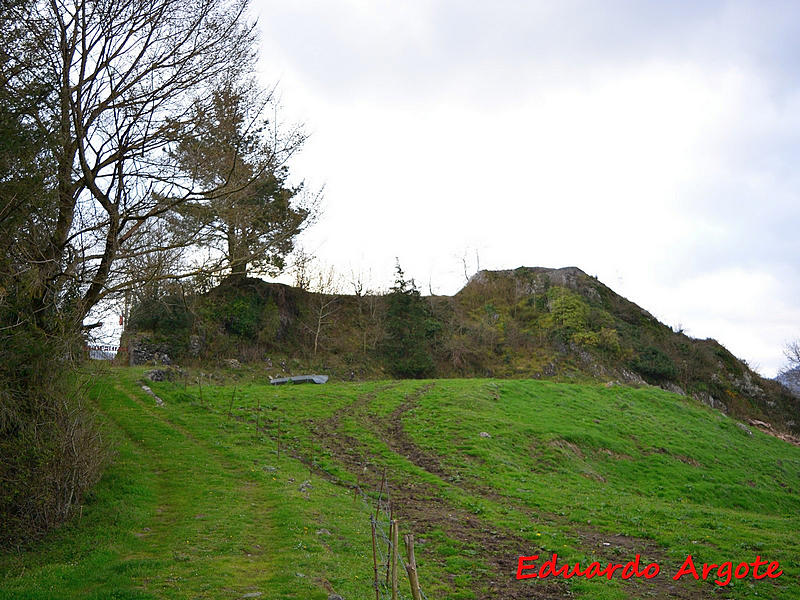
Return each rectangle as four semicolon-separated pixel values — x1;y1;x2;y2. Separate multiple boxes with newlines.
632;346;677;381
380;263;437;379
0;323;109;549
545;287;590;341
128;295;191;333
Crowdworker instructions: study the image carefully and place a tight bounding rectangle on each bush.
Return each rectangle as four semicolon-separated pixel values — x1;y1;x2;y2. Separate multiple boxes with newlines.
545;287;590;341
128;295;191;333
0;324;109;549
632;346;677;381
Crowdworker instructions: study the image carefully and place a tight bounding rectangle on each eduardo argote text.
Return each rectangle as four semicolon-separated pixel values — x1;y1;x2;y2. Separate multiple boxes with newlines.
517;553;783;586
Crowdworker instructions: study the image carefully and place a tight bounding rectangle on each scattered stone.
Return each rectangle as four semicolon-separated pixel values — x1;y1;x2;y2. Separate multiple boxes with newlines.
262;465;277;473
479;431;491;438
316;528;331;536
295;572;305;578
145;369;172;382
141;385;164;407
299;480;312;493
736;422;753;436
224;358;241;369
241;593;262;598
129;338;172;365
328;595;344;600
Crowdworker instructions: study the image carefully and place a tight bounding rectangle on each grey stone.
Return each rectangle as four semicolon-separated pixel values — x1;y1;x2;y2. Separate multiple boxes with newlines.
479;431;491;438
328;595;344;600
736;422;753;436
316;528;331;536
141;385;164;407
145;369;171;382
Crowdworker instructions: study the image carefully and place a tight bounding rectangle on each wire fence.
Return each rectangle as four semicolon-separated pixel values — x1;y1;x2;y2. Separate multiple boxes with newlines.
351;470;430;600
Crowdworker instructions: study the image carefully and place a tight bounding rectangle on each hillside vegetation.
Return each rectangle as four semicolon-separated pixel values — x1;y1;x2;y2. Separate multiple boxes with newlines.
1;367;798;599
125;266;800;435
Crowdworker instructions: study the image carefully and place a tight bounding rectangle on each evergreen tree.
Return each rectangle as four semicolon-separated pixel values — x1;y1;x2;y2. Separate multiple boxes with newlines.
381;262;436;378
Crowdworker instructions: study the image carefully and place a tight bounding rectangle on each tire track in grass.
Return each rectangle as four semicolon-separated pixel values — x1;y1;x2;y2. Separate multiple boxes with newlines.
371;384;720;600
309;382;569;600
311;382;721;600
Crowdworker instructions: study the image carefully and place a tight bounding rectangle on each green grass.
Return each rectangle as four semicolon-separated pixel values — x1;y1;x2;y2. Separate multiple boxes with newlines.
1;367;798;599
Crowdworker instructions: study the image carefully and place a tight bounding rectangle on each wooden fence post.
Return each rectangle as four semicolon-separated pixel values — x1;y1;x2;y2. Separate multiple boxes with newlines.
404;533;422;600
371;518;379;600
227;386;236;421
385;502;393;584
391;519;399;600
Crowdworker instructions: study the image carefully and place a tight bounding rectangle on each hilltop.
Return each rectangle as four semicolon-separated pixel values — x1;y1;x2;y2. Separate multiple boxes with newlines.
123;266;800;435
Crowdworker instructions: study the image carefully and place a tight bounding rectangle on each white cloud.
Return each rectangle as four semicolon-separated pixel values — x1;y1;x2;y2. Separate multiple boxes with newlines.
252;0;800;376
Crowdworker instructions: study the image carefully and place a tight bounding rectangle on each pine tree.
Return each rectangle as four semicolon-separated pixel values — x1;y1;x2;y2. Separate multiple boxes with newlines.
381;262;436;378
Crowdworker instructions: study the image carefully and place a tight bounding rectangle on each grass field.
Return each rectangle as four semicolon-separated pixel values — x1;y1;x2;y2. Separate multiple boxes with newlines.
1;366;798;599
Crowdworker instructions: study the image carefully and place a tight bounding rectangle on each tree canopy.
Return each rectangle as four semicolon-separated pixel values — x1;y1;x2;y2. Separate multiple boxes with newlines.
171;79;315;279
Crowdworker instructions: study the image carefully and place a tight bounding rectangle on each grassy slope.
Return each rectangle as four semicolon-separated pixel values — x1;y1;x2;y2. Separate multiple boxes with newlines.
1;367;798;599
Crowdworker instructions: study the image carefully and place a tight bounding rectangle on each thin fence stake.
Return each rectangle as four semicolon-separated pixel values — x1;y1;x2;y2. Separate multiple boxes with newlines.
385;502;393;584
227;386;236;421
371;518;380;600
375;467;386;522
391;519;399;600
405;533;422;600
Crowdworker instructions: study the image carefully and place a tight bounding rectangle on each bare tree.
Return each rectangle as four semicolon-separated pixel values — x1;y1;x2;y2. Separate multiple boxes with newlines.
350;268;383;354
6;0;259;326
785;340;800;369
291;246;316;291
307;266;340;357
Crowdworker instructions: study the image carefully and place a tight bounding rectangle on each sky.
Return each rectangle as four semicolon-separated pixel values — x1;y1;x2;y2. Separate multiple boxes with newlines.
248;0;800;377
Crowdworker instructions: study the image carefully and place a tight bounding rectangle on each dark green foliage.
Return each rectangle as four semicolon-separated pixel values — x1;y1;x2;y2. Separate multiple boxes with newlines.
0;4;108;546
0;311;109;548
128;296;192;334
632;346;678;381
380;263;437;378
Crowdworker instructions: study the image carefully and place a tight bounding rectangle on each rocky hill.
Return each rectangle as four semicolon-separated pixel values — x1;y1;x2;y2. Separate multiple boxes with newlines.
123;266;800;435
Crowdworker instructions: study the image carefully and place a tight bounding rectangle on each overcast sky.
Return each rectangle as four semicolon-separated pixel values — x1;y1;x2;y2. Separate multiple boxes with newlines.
250;0;799;377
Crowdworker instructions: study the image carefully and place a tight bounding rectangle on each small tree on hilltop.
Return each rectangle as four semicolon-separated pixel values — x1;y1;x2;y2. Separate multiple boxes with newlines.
381;262;436;379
